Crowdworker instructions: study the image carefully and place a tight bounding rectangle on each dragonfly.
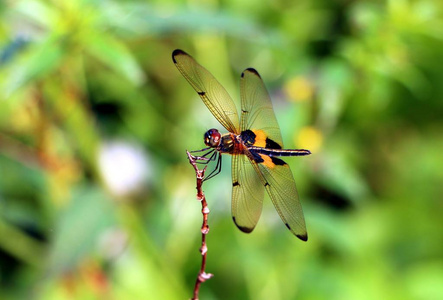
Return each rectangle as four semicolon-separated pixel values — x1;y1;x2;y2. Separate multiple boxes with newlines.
172;49;311;241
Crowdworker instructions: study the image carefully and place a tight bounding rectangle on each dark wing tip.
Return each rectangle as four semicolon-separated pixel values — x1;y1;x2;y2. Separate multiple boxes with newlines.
286;223;308;241
296;233;308;242
232;217;254;233
172;49;187;63
242;68;261;78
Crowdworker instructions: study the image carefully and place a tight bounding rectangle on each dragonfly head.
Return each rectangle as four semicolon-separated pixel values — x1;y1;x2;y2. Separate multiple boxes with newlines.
204;128;221;148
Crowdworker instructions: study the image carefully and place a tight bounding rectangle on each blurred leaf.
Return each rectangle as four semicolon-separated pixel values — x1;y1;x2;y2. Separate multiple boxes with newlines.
13;0;55;30
317;145;370;205
102;3;271;43
0;218;45;267
47;184;116;276
85;33;145;86
1;37;64;97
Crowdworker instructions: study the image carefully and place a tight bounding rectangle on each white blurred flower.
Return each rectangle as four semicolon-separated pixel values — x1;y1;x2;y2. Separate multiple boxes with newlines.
98;141;151;197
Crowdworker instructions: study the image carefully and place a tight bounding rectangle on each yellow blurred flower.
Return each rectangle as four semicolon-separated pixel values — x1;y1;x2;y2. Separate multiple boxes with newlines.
284;76;314;102
295;126;323;153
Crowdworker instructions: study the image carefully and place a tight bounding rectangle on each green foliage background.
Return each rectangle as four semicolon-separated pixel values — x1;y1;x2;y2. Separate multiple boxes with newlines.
1;0;442;299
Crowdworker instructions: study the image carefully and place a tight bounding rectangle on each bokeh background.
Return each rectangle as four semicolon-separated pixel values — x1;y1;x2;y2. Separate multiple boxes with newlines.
1;0;443;299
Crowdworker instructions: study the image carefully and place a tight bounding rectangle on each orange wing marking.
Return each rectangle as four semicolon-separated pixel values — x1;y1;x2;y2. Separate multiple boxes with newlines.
251;129;267;148
258;154;276;169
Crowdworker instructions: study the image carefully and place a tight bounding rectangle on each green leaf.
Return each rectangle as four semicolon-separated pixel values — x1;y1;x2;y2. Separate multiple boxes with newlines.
2;37;64;98
47;184;116;276
85;33;145;85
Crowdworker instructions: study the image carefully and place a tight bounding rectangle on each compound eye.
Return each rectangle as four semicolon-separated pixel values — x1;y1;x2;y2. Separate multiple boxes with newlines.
204;129;221;147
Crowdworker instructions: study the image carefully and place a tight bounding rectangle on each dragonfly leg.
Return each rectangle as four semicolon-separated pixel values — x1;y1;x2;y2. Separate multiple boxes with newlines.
190;147;212;154
203;152;222;181
193;149;218;166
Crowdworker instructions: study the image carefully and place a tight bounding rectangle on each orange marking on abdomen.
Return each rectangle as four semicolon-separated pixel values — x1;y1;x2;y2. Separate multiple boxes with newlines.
252;129;267;148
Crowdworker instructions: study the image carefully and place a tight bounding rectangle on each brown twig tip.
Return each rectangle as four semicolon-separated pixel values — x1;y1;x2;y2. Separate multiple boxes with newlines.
186;150;213;299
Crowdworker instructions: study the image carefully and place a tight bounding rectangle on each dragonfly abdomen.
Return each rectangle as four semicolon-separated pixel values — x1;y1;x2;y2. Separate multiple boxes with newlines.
249;147;311;157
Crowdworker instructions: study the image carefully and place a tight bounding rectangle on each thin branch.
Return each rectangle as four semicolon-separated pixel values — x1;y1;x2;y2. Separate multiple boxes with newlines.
186;150;214;300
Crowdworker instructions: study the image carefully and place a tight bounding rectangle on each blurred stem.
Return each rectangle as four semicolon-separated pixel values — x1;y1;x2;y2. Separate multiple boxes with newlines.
0;218;46;268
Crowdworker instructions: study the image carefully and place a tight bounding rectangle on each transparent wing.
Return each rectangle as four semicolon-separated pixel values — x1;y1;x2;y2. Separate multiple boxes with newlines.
231;154;265;233
172;49;240;133
240;68;307;240
240;68;283;147
256;157;307;241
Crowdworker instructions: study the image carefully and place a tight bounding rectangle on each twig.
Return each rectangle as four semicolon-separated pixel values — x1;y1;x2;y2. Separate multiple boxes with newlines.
186;150;214;300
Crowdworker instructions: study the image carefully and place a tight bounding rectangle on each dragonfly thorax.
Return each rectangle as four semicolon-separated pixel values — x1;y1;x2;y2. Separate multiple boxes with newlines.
204;128;222;148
